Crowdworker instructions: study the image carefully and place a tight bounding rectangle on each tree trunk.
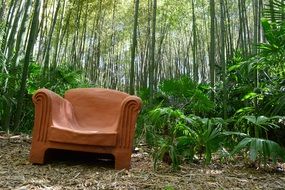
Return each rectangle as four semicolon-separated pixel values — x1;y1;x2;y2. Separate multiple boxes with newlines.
149;0;157;98
14;0;41;132
130;0;139;95
220;0;227;118
209;0;215;100
51;0;66;68
42;0;61;78
192;0;198;82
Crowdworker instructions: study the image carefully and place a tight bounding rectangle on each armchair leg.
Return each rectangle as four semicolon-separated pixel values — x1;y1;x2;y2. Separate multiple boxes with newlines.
114;151;132;170
29;143;47;164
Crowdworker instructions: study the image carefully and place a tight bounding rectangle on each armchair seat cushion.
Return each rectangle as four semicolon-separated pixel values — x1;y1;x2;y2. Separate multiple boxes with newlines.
48;126;117;146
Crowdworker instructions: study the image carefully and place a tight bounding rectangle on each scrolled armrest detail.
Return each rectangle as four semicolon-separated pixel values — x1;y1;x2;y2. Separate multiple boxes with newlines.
32;89;67;142
117;96;142;148
32;89;53;142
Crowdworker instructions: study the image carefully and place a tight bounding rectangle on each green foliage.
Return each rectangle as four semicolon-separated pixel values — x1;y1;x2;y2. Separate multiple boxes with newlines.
220;52;255;117
236;115;281;138
1;0;284;173
142;39;285;169
231;137;285;165
263;0;285;24
147;106;228;169
214;6;285;166
138;12;285;169
153;137;180;170
253;19;285;118
159;76;215;116
148;107;186;170
186;115;227;164
225;18;285;117
158;0;191;29
135;87;169;145
258;19;285;70
229;115;284;165
27;64;92;96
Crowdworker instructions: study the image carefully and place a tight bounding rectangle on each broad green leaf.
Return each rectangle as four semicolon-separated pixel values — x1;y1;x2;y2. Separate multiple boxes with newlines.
241;92;257;101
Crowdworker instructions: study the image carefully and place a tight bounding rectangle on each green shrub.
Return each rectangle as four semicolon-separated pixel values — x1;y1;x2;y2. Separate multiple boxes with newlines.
147;106;228;169
159;76;215;116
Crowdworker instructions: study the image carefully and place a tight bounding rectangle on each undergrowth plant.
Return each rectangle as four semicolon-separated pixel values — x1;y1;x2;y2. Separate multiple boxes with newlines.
147;106;228;170
230;114;285;165
186;115;227;164
158;76;215;116
231;137;285;166
148;107;186;170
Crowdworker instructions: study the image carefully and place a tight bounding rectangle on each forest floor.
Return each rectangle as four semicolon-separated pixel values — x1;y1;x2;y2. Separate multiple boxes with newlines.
0;133;285;190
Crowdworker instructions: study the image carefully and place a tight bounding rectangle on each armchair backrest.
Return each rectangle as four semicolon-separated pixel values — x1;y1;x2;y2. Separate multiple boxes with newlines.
64;88;129;129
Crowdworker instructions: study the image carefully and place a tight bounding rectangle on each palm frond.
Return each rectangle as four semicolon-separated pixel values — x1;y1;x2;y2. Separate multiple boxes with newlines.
231;137;285;164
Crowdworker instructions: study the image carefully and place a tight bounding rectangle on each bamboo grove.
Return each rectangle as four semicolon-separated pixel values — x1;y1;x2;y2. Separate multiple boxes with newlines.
1;0;265;87
0;0;281;131
2;0;285;168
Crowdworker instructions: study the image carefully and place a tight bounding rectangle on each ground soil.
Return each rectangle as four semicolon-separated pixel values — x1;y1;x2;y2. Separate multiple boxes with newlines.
0;133;284;190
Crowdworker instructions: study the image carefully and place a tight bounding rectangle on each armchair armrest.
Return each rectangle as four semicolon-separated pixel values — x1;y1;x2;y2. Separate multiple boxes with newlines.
32;89;74;143
116;96;142;149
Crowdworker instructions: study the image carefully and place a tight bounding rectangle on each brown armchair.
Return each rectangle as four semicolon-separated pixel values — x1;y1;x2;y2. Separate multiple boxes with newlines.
29;88;142;170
